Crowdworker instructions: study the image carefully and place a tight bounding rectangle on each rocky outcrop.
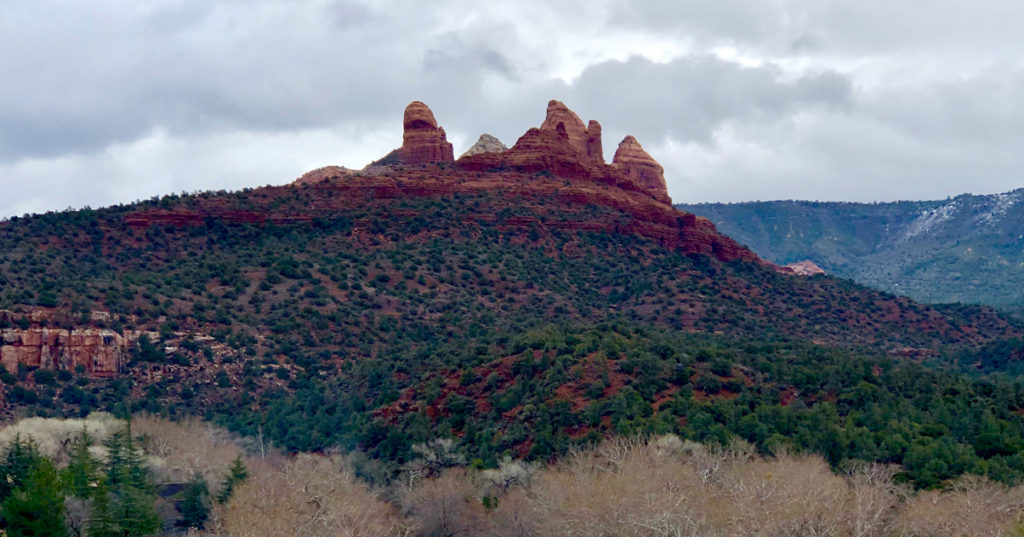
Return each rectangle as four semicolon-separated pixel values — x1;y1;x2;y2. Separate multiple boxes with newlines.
1;328;126;378
456;100;674;204
459;134;507;159
613;136;670;205
786;260;826;276
294;166;354;186
398;101;454;166
540;100;591;157
538;100;604;163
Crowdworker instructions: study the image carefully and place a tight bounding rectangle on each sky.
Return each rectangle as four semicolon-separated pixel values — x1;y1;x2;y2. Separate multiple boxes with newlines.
3;0;1024;218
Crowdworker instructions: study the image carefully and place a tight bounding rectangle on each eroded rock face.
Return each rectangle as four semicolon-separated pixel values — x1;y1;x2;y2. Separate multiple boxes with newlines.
459;134;507;159
540;100;590;156
613;136;670;204
398;101;454;166
539;100;605;164
1;328;126;378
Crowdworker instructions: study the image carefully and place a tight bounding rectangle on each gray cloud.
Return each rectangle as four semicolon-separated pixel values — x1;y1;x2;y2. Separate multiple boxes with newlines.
4;0;1024;217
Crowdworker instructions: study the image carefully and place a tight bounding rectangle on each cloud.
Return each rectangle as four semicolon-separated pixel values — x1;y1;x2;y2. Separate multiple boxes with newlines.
4;0;1024;217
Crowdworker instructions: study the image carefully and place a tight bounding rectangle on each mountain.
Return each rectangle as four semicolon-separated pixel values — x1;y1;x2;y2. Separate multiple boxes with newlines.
2;101;1024;487
678;191;1024;310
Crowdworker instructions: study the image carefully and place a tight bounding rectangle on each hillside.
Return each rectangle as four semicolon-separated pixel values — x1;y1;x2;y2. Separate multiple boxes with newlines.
2;101;1024;487
678;190;1024;309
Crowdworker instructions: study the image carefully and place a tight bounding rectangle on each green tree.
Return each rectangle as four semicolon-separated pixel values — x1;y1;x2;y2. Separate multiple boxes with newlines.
90;426;160;537
215;456;248;504
65;427;99;499
0;435;44;505
87;481;117;537
1;458;66;537
178;473;210;530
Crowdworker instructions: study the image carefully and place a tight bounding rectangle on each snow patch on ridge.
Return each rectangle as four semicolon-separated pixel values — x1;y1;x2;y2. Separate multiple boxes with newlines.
902;201;958;240
975;191;1022;226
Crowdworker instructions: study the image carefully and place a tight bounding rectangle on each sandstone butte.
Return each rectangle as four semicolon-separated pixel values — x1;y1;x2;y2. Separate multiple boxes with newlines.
129;99;772;270
93;99;800;378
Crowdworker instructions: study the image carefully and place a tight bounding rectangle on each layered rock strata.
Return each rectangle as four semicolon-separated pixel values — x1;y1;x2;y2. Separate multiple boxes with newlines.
1;328;126;378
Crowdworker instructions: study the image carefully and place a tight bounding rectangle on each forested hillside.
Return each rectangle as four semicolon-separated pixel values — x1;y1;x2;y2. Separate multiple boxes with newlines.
679;189;1024;309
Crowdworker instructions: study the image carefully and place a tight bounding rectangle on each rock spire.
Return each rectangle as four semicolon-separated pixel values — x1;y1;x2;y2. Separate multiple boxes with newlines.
398;101;454;165
612;136;670;204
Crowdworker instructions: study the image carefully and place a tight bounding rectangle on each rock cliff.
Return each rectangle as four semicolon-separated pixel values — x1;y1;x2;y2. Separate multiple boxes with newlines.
397;101;454;165
1;328;126;378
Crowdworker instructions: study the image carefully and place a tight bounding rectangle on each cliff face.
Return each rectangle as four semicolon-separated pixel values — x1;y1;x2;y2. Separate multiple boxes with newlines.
1;328;126;378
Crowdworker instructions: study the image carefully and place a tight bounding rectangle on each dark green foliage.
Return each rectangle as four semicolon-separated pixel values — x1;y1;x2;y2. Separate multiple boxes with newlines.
178;473;210;530
93;427;160;537
0;436;44;507
2;180;1024;492
1;458;66;537
64;427;98;499
214;456;248;505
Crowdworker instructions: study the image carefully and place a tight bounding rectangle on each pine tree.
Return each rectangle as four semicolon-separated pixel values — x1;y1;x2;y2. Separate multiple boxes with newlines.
178;472;210;530
65;426;98;499
87;481;117;537
0;434;43;505
215;455;249;504
93;425;160;537
1;458;67;537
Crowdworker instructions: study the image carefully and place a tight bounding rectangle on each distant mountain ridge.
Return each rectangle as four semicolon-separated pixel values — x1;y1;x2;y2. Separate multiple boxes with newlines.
678;188;1024;308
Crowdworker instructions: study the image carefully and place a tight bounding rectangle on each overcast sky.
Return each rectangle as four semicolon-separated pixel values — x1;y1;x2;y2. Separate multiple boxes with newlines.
3;0;1024;218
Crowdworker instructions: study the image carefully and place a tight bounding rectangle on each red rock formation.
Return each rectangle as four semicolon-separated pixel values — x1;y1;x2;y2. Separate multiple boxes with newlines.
613;136;670;204
398;101;454;166
459;127;592;180
1;328;126;378
538;100;606;164
540;100;589;155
